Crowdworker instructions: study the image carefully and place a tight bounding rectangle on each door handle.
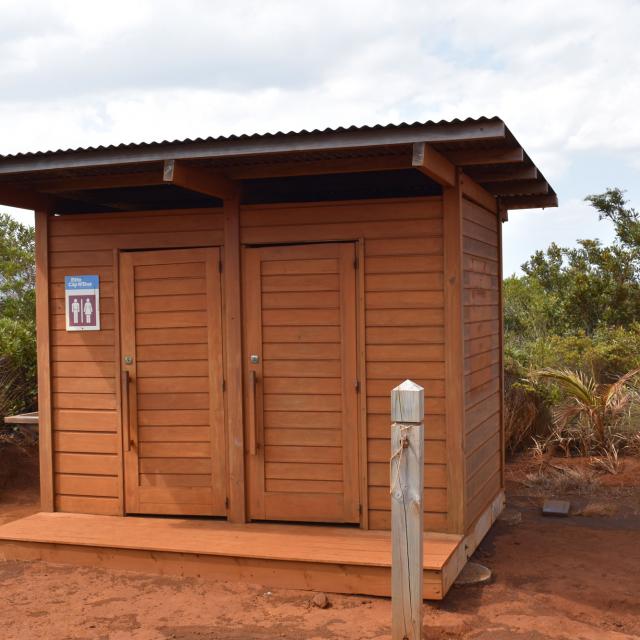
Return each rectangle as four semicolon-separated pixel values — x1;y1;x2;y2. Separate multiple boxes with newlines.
249;370;258;455
122;370;131;451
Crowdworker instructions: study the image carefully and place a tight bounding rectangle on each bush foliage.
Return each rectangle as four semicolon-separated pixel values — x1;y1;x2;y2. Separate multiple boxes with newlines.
0;214;36;416
1;191;639;453
504;188;640;453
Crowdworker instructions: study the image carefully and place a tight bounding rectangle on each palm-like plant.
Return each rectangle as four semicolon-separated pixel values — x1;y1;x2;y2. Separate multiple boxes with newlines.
533;367;640;455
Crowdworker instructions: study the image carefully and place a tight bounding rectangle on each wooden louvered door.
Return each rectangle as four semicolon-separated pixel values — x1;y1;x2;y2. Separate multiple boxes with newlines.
243;243;360;523
119;248;226;516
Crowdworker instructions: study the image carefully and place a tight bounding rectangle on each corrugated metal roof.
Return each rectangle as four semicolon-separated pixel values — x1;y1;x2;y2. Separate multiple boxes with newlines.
0;116;500;160
0;116;557;210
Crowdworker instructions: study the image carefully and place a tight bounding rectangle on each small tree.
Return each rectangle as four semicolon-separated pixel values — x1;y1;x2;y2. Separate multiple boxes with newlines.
534;368;640;456
519;188;640;336
0;214;36;415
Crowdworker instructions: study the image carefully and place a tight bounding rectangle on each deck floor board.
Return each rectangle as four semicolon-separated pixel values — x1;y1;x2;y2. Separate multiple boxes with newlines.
0;513;465;599
0;513;461;569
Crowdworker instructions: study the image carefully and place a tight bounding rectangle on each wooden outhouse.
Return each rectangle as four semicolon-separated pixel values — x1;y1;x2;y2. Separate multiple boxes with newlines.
0;117;556;599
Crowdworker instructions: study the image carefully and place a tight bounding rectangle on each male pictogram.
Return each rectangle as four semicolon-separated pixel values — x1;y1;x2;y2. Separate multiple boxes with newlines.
71;298;80;324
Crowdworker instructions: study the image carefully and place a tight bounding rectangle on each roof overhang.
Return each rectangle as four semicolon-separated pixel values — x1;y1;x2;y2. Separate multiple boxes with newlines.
0;117;557;212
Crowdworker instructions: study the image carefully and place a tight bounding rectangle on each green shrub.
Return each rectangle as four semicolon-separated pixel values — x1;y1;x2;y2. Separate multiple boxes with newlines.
533;367;640;456
0;214;36;417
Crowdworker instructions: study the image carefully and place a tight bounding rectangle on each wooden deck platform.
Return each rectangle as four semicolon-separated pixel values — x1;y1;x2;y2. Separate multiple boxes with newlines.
0;513;466;600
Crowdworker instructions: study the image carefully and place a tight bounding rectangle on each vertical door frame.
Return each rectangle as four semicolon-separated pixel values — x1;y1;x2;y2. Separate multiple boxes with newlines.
338;243;360;522
205;249;228;514
118;251;140;513
242;247;266;519
113;248;125;515
356;238;369;529
223;196;247;523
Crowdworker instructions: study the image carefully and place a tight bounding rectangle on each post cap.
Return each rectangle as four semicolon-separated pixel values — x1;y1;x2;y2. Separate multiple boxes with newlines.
391;379;424;423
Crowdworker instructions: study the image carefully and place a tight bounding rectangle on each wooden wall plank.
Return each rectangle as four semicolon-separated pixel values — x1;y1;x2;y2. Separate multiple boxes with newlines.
462;194;504;533
47;207;224;514
55;495;120;515
45;197;451;532
54;452;119;475
239;197;446;531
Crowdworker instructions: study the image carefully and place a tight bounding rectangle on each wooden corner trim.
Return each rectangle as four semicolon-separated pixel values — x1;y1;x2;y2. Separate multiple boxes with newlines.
35;210;54;512
442;179;466;534
463;490;505;558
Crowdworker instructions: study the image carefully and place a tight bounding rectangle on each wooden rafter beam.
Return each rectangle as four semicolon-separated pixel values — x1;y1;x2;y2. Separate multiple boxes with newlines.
486;180;549;197
500;194;558;210
411;143;455;187
225;154;410;180
465;165;538;183
0;184;57;211
35;171;161;193
50;189;135;212
163;159;237;199
29;155;412;193
445;146;524;166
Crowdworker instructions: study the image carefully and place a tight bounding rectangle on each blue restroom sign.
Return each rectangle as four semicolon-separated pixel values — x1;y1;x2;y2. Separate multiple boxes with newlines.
65;275;100;331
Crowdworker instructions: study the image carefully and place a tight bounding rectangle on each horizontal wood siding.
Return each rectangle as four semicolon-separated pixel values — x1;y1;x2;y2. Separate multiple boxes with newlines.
240;197;447;531
47;198;448;528
48;208;224;515
461;198;502;528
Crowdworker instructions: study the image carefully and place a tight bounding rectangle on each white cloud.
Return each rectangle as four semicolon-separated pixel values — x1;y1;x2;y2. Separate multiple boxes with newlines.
0;0;638;267
0;205;34;227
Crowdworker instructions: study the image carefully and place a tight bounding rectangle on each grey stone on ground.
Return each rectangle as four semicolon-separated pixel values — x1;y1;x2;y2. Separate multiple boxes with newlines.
311;592;330;608
454;562;492;587
542;498;571;517
497;508;522;525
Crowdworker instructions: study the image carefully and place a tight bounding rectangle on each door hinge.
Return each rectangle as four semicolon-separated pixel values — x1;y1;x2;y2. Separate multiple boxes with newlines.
225;497;229;509
359;504;363;515
222;379;226;392
355;379;360;392
218;259;223;273
353;256;358;269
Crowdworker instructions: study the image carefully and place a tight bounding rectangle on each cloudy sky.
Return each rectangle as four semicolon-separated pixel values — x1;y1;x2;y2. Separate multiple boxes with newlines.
1;0;639;274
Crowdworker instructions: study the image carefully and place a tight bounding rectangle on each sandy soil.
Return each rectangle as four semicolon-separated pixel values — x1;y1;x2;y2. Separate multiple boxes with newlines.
0;454;639;639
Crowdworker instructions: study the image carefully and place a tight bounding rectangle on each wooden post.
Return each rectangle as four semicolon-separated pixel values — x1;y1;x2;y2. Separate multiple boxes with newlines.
443;175;466;534
223;193;246;523
390;380;424;640
35;210;54;512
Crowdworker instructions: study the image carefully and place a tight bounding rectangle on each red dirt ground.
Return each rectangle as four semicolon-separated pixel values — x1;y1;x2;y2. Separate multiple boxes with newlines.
1;451;639;639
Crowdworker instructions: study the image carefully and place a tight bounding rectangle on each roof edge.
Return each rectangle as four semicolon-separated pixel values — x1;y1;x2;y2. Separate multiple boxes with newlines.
0;117;506;176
